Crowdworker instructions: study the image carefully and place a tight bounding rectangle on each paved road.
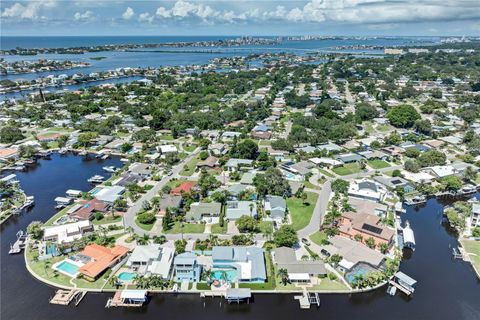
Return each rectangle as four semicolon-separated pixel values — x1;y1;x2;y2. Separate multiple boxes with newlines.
298;181;331;239
123;148;200;235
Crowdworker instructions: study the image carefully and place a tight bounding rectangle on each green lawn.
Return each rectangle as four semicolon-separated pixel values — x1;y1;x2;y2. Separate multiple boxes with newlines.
44;206;71;226
211;223;227;234
180;155;201;176
196;282;211;290
287;192;319;231
367;159;391;169
92;215;122;225
461;240;480;277
304;180;321;190
376;124;393;132
258;221;274;234
332;163;361;176
318;169;335;178
183;144;197;153
163;222;205;234
309;231;328;246
312;278;349;291
159;134;174;140
135;218;155;231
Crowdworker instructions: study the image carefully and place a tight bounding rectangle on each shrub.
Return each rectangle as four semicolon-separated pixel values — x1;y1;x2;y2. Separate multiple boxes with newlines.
137;212;156;224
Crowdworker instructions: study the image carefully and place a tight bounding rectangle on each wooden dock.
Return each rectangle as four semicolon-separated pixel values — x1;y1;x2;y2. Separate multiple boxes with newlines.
49;290;86;306
8;230;27;255
295;288;320;309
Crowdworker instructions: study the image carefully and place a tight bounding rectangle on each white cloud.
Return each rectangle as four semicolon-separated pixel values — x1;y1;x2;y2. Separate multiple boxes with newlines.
74;10;94;22
139;12;154;23
1;0;57;20
122;7;134;20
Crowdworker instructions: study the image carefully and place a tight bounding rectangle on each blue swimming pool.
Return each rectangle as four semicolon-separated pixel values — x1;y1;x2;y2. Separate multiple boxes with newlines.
57;260;79;276
89;187;102;195
118;272;136;281
345;263;377;283
211;269;237;282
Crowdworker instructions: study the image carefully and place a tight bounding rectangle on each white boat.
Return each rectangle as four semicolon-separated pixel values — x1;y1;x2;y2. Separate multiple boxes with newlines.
58;148;68;155
101;154;109;160
88;175;105;183
25;196;35;208
102;166;116;173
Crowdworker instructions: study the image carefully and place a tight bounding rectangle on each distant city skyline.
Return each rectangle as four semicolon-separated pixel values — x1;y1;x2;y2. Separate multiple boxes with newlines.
1;0;480;36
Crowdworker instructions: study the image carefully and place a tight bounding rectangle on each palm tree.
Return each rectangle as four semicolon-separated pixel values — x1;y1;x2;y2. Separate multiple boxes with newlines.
262;228;273;241
109;275;120;289
277;268;289;286
208;234;218;247
136;234;150;245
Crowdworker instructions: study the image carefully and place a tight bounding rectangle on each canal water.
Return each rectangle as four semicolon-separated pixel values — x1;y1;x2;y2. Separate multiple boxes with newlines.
1;154;479;320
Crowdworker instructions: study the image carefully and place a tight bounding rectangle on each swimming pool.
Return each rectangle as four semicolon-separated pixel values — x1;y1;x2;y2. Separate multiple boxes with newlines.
118;272;136;281
345;263;377;284
211;269;237;282
56;260;80;276
89;187;102;195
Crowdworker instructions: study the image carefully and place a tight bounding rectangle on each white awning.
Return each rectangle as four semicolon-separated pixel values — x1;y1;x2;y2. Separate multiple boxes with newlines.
120;290;147;299
288;273;310;281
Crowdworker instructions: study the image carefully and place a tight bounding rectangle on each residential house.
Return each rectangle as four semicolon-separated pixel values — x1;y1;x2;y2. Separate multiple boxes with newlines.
225;159;253;172
264;195;287;222
208;143;228;156
320;235;386;273
185;202;222;222
78;244;129;281
43;220;94;244
373;176;415;193
272;247;326;282
126;245;174;279
128;163;153;179
69;199;109;220
348;179;387;202
470;202;480;228
225;201;257;221
336;153;364;164
197;156;219;170
212;246;266;283
158;144;178;155
171;182;196;196
157;195;183;217
94;186;125;204
348;197;388;217
339;211;394;249
174;252;202;282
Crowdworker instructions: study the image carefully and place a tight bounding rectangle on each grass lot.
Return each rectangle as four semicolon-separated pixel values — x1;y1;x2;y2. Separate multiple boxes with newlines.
318;169;335;178
135;218;155;231
367;159;391;169
461;239;480;277
211;223;227;234
258;140;272;146
44;206;71;226
258;221;274;234
376;124;392;132
92;215;122;225
332;163;361;176
163;222;205;234
196;282;211;290
159;134;174;140
183;144;197;153
304;180;321;190
309;231;328;246
287;192;319;231
180;155;201;176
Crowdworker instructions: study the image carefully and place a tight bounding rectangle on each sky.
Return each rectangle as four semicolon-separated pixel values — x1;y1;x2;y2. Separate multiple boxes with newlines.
1;0;480;36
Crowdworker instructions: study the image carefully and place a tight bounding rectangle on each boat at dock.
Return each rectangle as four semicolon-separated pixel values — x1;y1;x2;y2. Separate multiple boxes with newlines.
58;148;68;155
105;290;148;308
388;272;417;297
102;166;117;173
8;230;27;255
88;175;105;184
404;195;426;206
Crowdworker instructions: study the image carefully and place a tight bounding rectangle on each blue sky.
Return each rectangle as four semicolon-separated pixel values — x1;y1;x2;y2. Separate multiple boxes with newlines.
1;0;480;36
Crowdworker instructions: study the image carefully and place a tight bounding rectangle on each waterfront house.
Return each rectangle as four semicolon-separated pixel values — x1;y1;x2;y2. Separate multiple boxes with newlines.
69;198;109;220
320;236;386;273
212;246;266;283
43;220;93;244
423;165;457;179
348;197;388;217
373;176;415;193
348;179;387;203
272;247;326;283
264;195;287;222
93;186;125;204
174;252;202;282
126;245;174;279
338;211;394;249
470;202;480;228
0;147;19;163
225;200;257;221
185;202;222;222
79;244;129;281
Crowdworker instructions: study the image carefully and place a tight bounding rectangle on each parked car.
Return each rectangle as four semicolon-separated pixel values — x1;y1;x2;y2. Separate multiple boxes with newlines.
301;238;311;246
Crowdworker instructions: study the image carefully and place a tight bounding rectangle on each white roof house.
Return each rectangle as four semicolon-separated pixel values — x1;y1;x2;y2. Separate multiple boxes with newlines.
126;245;174;279
424;165;456;178
159;144;178;154
94;186;125;204
348;179;387;203
43;220;93;243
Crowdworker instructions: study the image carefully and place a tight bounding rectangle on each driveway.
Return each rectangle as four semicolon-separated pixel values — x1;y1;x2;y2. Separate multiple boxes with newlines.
297;181;331;239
